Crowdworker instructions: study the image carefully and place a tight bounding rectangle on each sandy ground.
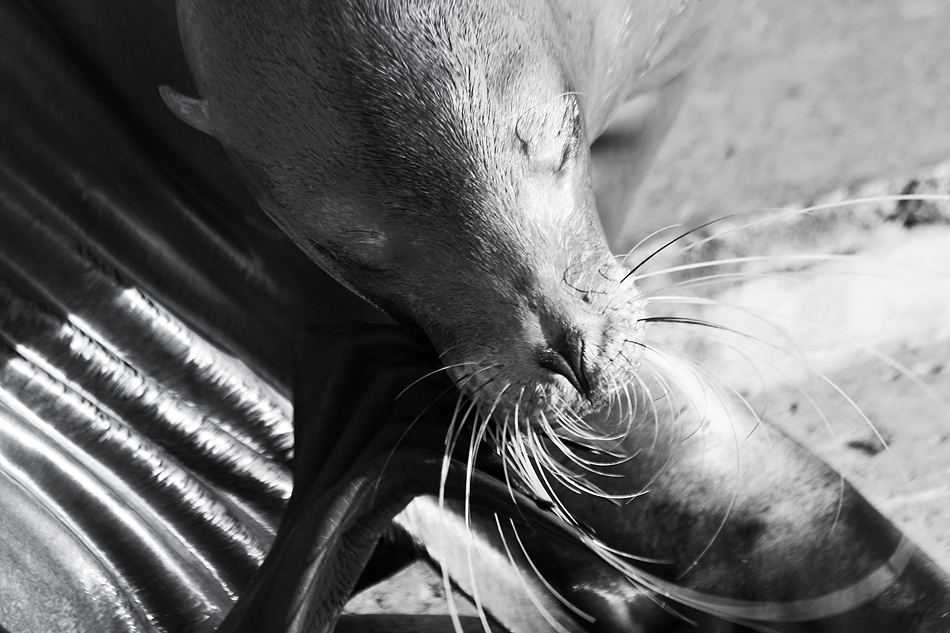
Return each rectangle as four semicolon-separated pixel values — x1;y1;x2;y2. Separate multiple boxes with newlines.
624;0;950;245
345;0;950;627
630;0;950;570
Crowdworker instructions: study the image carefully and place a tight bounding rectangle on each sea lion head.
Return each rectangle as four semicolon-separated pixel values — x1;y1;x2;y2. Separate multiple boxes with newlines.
169;0;644;426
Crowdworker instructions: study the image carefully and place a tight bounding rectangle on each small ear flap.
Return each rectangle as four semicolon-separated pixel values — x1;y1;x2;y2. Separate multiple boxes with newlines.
159;85;215;137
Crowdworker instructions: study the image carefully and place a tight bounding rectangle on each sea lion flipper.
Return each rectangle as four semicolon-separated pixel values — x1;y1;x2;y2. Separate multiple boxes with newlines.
158;85;214;136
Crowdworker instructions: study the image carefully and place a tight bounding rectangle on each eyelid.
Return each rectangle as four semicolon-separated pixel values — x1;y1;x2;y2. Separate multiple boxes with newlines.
556;142;573;174
555;98;582;173
516;94;582;167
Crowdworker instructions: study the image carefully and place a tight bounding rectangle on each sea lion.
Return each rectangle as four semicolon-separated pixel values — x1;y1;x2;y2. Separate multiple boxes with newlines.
1;0;949;631
161;0;720;427
155;1;950;631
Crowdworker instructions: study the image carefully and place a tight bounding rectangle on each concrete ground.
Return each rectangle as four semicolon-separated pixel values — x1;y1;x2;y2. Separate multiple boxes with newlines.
347;0;950;627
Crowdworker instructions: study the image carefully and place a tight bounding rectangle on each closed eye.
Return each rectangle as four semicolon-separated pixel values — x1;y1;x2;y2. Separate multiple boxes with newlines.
515;92;584;173
554;100;583;174
556;143;572;173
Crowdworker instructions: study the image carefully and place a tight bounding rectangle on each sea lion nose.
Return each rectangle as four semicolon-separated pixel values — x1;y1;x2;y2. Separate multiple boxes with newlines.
536;327;592;399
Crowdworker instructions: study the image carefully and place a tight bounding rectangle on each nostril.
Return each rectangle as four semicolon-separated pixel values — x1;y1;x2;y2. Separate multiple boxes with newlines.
536;329;591;398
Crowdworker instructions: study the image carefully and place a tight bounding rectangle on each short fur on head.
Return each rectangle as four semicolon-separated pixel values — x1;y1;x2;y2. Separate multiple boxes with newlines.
169;0;649;424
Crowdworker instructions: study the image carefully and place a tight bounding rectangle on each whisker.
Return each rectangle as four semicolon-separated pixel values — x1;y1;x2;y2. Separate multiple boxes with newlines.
464;414;495;633
507;518;597;624
641;307;926;483
395;361;480;400
648;350;743;581
622;211;757;280
625;193;950;277
800;193;950;215
492;514;576;633
641;271;811;298
617;222;689;267
728;304;947;410
630;253;865;285
641;315;907;536
627;353;707;492
438;368;497;633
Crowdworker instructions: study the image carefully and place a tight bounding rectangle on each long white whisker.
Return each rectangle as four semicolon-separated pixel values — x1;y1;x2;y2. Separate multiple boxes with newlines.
507;518;597;624
491;514;576;633
642;310;916;482
631;253;863;284
395;361;481;400
628;194;950;275
617;222;688;267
